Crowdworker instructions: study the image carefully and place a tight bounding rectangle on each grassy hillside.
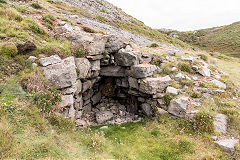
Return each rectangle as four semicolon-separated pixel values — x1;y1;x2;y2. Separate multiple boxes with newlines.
178;22;240;57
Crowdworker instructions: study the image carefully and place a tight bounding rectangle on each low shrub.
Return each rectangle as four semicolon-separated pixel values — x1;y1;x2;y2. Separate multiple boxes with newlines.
163;94;174;106
42;14;55;25
0;43;18;57
26;19;45;34
0;0;6;4
178;62;192;73
82;26;97;33
178;112;214;134
198;54;208;61
150;43;159;48
31;87;61;115
31;2;42;9
72;46;85;58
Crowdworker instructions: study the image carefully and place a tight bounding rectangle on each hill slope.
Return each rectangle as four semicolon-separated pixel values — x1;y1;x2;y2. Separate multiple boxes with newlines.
177;22;240;57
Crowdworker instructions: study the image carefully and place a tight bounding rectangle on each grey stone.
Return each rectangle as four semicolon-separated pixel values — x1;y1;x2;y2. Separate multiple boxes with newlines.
75;110;83;119
69;32;108;56
153;93;165;99
128;64;157;78
141;53;153;63
90;60;100;71
100;66;126;77
168;97;189;118
39;55;62;67
82;80;92;93
116;78;129;88
141;103;153;116
174;72;185;81
115;48;139;66
166;87;179;95
139;76;172;94
42;56;77;89
156;108;168;115
92;92;101;105
214;114;227;133
86;55;104;60
105;35;129;53
76;119;87;127
83;103;92;113
96;111;114;124
27;56;37;62
214;139;239;155
59;95;74;109
61;80;82;95
128;77;139;89
138;97;145;102
68;105;76;118
75;58;91;79
211;80;227;89
198;67;211;77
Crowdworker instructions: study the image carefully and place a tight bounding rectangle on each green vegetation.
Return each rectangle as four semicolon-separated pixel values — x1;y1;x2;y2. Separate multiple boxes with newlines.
0;43;18;57
178;62;192;73
179;22;240;57
150;43;159;48
198;53;208;61
42;14;55;30
163;94;174;106
0;0;6;4
72;46;85;58
31;2;43;9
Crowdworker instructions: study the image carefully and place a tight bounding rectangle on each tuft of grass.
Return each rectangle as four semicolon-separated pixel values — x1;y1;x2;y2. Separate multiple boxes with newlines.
150;43;159;48
25;19;46;34
198;54;208;61
0;43;18;57
0;0;6;4
163;94;174;106
72;46;85;58
178;62;192;73
31;2;42;9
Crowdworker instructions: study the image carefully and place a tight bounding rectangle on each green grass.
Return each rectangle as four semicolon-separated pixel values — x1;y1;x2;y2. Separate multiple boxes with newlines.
179;22;240;57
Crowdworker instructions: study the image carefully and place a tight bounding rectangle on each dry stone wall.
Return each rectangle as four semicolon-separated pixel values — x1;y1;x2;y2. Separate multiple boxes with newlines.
38;37;187;126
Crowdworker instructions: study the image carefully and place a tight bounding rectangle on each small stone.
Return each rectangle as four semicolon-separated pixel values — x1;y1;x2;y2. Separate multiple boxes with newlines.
100;126;109;129
166;86;179;95
96;111;114;124
175;72;185;81
155;108;168;115
214;139;239;155
128;77;139;89
90;60;100;71
76;119;87;127
27;56;37;62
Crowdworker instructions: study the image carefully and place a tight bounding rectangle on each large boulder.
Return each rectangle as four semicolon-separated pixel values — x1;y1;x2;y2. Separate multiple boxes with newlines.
69;32;109;56
105;35;129;53
115;48;139;66
100;66;126;77
75;58;91;79
214;114;227;133
139;76;172;94
214;139;239;155
39;55;62;67
96;111;114;124
42;56;77;89
167;97;189;118
127;64;157;78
